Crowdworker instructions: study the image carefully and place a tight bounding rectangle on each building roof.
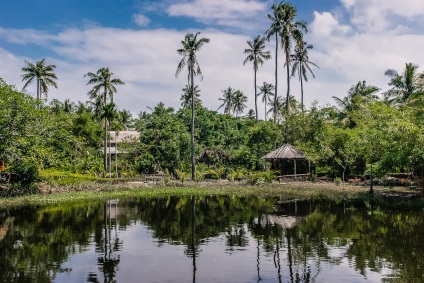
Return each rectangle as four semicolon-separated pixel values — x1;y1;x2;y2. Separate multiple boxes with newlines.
262;144;306;160
108;131;140;143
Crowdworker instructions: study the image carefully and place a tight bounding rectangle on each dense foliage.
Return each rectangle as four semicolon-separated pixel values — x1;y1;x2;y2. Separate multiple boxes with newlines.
2;67;424;188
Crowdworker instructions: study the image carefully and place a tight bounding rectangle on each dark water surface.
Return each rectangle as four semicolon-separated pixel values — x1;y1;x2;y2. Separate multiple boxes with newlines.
0;196;423;283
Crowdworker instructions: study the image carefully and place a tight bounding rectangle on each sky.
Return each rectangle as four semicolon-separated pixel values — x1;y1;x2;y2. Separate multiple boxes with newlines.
1;0;424;118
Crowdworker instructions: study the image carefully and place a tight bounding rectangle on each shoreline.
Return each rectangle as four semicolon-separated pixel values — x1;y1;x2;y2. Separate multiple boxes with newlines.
0;180;422;209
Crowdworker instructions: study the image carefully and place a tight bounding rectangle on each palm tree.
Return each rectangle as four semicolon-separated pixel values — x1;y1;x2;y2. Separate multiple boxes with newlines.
332;80;380;127
257;82;274;120
243;35;271;121
267;95;285;124
232;90;248;117
290;41;318;110
218;87;235;115
175;32;210;180
85;67;124;173
279;3;307;114
180;84;202;109
384;63;422;105
21;58;58;100
265;2;283;123
101;102;118;177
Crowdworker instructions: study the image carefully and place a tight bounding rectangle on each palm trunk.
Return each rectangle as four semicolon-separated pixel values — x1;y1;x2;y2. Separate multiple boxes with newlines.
115;132;118;178
108;120;112;177
285;48;290;114
273;33;278;124
300;70;304;112
254;69;258;121
104;118;108;175
264;98;267;121
36;77;40;100
284;47;290;143
104;89;108;175
190;70;195;180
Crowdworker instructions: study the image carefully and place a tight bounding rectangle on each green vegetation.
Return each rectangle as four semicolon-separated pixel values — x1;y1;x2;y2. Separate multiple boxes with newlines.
1;2;424;199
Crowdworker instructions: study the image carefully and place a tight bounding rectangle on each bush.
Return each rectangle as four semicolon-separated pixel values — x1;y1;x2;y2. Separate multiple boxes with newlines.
10;159;39;186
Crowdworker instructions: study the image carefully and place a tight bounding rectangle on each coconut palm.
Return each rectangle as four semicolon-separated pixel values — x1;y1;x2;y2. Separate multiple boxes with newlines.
279;3;307;114
243;35;271;121
181;84;202;109
21;58;58;100
232;90;248;117
175;32;210;180
257;82;274;120
218;87;235;115
267;95;285;124
384;63;422;106
265;2;283;123
101;102;119;176
290;41;318;110
85;67;124;173
85;67;125;107
332;80;380;127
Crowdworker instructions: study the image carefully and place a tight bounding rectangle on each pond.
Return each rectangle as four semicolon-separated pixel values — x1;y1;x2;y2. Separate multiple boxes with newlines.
0;195;423;283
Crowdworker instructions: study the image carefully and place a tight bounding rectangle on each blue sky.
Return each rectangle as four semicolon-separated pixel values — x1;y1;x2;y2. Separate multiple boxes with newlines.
1;0;424;117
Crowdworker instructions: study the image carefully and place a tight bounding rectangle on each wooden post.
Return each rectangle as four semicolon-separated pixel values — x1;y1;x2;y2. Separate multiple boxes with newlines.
294;159;297;175
0;160;4;171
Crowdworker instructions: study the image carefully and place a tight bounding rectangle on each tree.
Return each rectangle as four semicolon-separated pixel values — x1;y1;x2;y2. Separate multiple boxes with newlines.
290;41;318;110
218;87;235;115
85;67;124;173
279;3;307;115
181;84;202;109
266;2;283;123
175;32;210;180
243;35;271;121
232;90;248;117
21;58;58;100
332;81;380;128
257;82;274;120
384;63;422;106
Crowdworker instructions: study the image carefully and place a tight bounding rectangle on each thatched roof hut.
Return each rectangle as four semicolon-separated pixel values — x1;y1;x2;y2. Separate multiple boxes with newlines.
262;144;310;179
262;144;306;160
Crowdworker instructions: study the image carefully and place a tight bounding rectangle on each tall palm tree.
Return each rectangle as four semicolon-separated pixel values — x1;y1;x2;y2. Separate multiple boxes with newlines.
257;82;274;120
384;63;422;105
175;32;210;180
265;2;283;123
290;41;318;110
218;87;235;115
180;84;202;109
102;102;118;176
21;58;58;100
279;3;307;114
85;67;124;173
232;90;248;117
243;35;271;121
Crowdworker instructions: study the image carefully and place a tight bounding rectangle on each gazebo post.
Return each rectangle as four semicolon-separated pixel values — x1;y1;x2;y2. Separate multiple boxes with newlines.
294;159;297;175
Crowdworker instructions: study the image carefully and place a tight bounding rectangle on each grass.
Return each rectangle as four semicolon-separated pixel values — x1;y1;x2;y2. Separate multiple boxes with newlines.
0;179;423;209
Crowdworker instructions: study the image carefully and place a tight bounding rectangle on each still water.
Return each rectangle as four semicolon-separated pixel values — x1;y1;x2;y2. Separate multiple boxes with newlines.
0;196;423;283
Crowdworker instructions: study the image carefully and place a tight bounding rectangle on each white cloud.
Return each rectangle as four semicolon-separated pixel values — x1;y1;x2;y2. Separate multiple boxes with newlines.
2;0;424;120
310;12;350;37
133;14;151;27
167;0;267;31
340;0;424;33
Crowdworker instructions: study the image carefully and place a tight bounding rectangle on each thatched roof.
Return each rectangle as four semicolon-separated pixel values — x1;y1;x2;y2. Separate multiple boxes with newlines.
262;144;306;160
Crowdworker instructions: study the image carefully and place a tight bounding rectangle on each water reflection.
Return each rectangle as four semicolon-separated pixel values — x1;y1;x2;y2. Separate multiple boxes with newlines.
0;196;423;282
